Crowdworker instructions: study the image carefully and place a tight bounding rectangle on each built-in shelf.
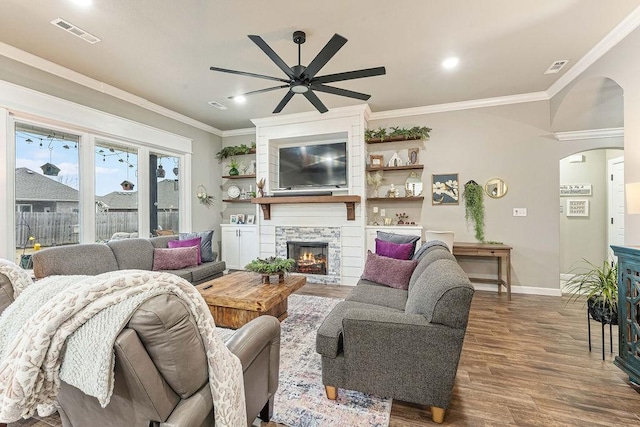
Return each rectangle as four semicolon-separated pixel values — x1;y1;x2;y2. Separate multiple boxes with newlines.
252;195;361;221
222;199;253;203
365;165;424;172
222;174;256;179
365;136;422;144
367;197;424;202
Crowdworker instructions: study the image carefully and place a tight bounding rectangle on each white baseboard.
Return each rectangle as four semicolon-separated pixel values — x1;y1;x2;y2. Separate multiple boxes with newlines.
471;282;562;297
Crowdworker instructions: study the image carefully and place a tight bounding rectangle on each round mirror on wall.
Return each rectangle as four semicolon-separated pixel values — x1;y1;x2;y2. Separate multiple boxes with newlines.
485;178;508;198
405;172;423;197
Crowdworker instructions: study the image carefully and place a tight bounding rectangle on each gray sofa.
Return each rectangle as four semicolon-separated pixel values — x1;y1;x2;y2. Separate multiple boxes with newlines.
316;244;474;424
31;236;225;285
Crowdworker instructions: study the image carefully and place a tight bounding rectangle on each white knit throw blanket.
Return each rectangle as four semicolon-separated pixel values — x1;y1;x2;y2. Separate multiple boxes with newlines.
0;269;246;426
0;259;33;298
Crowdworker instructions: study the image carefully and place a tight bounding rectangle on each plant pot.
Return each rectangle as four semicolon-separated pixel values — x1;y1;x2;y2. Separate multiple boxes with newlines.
588;297;618;325
229;167;239;176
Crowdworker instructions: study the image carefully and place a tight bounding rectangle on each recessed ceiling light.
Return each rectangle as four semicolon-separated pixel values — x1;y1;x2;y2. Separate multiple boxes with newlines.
234;96;247;104
442;56;460;70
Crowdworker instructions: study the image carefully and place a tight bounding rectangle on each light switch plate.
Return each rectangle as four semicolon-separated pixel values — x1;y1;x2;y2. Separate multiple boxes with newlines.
513;208;527;217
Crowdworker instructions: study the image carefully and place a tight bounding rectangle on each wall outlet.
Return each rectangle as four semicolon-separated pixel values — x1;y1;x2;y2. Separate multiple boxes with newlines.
513;208;527;217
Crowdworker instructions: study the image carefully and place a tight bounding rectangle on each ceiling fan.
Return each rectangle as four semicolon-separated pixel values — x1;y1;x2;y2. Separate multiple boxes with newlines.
210;30;386;114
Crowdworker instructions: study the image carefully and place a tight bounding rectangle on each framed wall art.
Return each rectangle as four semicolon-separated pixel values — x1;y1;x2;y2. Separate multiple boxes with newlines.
369;154;384;168
432;173;459;205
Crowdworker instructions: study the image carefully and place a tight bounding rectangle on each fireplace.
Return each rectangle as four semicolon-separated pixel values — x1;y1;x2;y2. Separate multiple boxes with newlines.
287;241;328;275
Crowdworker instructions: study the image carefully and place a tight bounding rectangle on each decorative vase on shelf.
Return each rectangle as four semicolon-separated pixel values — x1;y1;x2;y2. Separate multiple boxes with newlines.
229;167;239;176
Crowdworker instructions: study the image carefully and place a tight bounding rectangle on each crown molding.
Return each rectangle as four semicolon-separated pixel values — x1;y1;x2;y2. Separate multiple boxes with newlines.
0;42;223;136
221;128;255;137
369;92;549;121
546;5;640;98
554;127;623;141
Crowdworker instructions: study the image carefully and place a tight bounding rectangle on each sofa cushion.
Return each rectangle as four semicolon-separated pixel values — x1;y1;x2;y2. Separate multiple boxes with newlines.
168;237;202;264
32;244;119;278
152;247;199;271
346;284;407;311
406;258;474;328
179;231;215;262
0;274;15;315
159;268;193;282
408;246;457;291
375;238;413;260
412;240;451;261
361;251;417;290
316;300;402;358
377;231;421;258
187;261;226;283
107;238;155;271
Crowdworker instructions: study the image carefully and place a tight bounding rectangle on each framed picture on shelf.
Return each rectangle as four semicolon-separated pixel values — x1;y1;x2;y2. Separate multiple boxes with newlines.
230;214;238;224
237;213;245;224
408;148;419;165
247;214;255;225
432;173;459;205
369;154;384;168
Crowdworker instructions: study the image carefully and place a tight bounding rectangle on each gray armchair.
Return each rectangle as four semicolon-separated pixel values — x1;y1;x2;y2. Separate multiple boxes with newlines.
0;270;280;427
317;257;474;423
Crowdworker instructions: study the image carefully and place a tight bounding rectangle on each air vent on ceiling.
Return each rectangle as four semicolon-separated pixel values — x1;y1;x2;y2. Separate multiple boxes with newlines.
50;18;101;44
208;100;228;110
544;60;569;74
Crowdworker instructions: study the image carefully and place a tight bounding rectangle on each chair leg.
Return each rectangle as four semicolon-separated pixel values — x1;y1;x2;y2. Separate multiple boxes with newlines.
587;309;591;351
602;322;605;361
259;396;274;422
431;406;446;423
325;385;337;400
610;321;613;353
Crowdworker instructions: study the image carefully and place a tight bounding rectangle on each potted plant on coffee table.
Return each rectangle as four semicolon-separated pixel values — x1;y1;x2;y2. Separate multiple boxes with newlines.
245;257;296;284
564;258;618;325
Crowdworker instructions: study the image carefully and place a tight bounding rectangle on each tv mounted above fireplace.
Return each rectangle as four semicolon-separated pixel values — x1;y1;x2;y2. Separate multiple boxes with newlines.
278;142;347;191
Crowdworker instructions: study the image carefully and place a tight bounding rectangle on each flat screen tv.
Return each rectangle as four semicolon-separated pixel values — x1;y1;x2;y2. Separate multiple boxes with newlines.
279;142;347;189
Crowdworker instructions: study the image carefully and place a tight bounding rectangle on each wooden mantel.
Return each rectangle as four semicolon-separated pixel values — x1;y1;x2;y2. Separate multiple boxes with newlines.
251;195;361;220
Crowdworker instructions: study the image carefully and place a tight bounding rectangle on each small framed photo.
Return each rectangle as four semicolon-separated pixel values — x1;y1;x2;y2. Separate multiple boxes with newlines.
408;148;419;165
230;214;238;224
237;213;245;224
432;173;459;205
247;214;255;225
567;199;589;217
369;154;384;168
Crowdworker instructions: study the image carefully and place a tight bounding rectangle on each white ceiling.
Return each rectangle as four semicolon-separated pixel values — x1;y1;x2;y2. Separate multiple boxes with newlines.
0;0;639;131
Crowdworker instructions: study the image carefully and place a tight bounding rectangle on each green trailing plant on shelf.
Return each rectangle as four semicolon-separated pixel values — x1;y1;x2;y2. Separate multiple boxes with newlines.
364;128;376;141
463;180;485;242
564;258;618;324
215;142;256;162
365;126;432;142
372;127;387;141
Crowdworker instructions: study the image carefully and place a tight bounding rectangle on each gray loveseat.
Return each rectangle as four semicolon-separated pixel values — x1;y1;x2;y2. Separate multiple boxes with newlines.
316;244;474;424
31;236;225;284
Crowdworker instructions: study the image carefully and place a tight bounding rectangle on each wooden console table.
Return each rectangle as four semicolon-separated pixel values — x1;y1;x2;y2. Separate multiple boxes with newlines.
452;242;512;300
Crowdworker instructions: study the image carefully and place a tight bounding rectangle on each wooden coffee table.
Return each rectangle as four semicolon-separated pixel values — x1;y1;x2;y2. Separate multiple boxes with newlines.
196;271;306;329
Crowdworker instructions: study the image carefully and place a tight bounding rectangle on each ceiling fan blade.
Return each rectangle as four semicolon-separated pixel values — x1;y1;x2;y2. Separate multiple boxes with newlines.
209;66;290;83
311;84;371;101
228;85;289;99
303;90;329;113
273;91;295;113
248;35;295;79
313;66;386;84
302;33;348;80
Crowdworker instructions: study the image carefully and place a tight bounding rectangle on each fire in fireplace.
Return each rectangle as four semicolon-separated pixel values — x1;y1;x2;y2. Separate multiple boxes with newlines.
287;241;328;275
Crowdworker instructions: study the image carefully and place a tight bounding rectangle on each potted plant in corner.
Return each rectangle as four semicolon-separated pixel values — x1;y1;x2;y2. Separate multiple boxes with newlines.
564;258;618;325
245;257;295;284
228;158;240;176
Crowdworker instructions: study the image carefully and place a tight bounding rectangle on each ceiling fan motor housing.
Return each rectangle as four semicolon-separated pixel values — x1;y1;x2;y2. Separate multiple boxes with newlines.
293;30;306;45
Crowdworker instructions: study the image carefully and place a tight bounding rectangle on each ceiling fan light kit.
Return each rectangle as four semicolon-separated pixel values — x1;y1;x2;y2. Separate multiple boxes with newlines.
210;30;386;114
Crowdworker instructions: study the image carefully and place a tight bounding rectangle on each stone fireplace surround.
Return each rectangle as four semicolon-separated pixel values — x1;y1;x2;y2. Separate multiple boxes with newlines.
276;227;341;284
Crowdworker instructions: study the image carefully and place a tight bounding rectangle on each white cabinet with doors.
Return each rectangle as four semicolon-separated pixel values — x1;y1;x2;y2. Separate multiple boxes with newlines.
221;224;258;270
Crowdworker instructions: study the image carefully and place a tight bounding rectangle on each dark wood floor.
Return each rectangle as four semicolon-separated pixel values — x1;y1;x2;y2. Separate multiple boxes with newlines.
10;284;640;426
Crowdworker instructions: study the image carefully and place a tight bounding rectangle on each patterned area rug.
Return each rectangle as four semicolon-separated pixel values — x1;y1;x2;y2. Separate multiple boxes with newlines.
220;294;391;427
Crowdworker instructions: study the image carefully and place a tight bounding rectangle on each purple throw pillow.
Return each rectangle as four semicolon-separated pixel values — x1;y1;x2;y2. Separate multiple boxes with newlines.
153;246;199;271
375;238;414;260
361;250;418;290
168;237;202;264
